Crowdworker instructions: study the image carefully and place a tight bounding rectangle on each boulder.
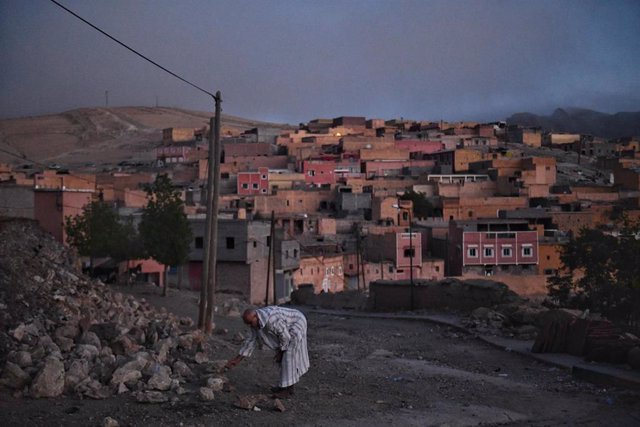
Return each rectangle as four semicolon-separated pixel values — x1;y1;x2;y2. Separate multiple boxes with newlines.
8;351;32;368
198;387;215;401
77;331;102;349
102;417;120;427
147;366;172;391
110;360;144;386
30;357;65;398
0;362;31;390
75;378;111;399
172;360;194;379
75;344;100;361
65;359;90;392
205;377;224;392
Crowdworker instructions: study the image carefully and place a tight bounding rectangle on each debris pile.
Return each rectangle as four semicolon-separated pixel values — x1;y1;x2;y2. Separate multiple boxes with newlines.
532;309;640;369
0;219;228;400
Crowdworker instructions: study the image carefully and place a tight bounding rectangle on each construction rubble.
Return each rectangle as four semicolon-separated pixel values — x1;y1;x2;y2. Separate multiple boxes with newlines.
0;219;228;400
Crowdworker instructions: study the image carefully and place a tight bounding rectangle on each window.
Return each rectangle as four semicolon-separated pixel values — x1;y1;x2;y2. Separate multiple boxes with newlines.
308;170;315;176
266;236;271;247
435;266;440;272
293;249;298;258
468;247;478;258
388;265;394;273
261;174;267;180
502;247;512;257
484;246;494;257
404;248;415;257
252;183;259;189
195;237;203;249
261;188;267;194
253;241;257;248
468;211;473;218
522;245;533;257
226;237;235;249
221;172;230;179
285;250;289;259
242;183;248;189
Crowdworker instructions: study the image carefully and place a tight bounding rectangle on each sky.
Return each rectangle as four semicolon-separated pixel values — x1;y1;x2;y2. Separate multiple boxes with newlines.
1;0;639;124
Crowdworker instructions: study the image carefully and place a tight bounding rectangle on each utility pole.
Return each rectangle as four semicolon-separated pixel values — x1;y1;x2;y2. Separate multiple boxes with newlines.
271;213;277;305
265;211;274;306
198;91;222;333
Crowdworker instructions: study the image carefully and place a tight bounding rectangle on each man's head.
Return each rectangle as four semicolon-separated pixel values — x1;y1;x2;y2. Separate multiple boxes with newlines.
242;309;259;329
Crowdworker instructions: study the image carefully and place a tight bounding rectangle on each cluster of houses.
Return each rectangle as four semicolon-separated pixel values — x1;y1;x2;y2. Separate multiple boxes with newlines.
1;115;639;304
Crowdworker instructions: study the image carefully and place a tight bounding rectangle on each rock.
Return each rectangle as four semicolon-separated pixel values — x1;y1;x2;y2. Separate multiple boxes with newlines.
30;357;65;398
274;398;286;412
54;324;79;341
0;362;31;390
177;334;194;350
234;394;269;410
77;331;102;349
175;386;187;395
39;335;61;355
102;417;119;427
205;377;224;392
75;344;100;361
180;317;194;327
111;336;141;356
127;327;146;345
117;382;129;395
172;361;194;379
64;359;89;392
110;361;143;386
194;352;209;364
76;378;111;399
11;324;27;342
155;338;175;364
54;336;75;353
90;323;123;343
147;367;172;391
136;391;169;404
8;351;32;368
198;387;215;401
628;347;640;370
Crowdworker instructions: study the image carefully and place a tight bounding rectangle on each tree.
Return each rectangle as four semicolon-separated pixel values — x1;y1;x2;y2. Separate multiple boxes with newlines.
139;174;193;296
547;217;640;328
400;189;435;219
65;201;124;274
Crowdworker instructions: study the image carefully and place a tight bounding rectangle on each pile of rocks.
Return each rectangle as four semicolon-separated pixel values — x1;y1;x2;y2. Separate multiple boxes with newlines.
0;219;226;400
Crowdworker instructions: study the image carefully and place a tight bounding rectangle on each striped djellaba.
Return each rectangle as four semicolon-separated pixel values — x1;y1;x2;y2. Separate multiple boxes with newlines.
238;306;310;387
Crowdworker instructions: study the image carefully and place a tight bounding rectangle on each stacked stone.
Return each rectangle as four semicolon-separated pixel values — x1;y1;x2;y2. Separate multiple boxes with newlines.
0;219;227;401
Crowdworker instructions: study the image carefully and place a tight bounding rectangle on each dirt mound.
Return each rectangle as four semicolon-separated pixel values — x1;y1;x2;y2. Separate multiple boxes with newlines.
0;219;225;400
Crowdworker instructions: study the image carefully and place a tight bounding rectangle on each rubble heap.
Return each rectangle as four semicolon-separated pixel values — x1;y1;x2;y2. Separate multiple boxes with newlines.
0;219;225;400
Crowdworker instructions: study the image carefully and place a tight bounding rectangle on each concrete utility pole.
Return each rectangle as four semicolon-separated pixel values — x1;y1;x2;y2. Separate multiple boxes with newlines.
198;91;222;333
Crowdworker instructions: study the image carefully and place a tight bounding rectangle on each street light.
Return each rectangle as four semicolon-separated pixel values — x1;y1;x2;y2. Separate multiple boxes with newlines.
393;203;414;310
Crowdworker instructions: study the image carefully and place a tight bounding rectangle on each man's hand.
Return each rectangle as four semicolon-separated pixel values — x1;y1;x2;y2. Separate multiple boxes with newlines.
274;350;285;364
224;355;243;371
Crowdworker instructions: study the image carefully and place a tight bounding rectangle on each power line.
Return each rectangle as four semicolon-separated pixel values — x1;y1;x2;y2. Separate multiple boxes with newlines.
47;0;218;101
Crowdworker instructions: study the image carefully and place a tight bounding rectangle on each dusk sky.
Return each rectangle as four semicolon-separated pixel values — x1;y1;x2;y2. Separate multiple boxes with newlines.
1;0;639;124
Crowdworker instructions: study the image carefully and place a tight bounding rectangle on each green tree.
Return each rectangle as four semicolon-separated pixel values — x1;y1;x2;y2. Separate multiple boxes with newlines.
400;189;435;219
65;201;124;274
547;217;640;328
139;174;193;296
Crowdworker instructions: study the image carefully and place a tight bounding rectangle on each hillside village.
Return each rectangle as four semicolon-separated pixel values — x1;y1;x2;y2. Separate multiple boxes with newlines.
1;111;640;304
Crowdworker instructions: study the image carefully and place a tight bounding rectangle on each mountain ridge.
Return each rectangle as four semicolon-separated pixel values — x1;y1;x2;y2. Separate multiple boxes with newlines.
506;107;640;139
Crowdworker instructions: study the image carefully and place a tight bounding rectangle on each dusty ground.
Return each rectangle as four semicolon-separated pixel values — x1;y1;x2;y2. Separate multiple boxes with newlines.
1;284;639;427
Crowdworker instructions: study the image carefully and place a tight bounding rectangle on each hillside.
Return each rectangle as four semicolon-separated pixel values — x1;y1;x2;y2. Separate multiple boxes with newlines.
507;107;640;139
0;107;293;168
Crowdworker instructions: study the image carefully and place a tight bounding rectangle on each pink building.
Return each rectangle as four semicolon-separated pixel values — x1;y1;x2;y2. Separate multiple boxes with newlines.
237;167;269;195
156;145;193;163
448;219;538;276
303;160;337;186
34;189;94;244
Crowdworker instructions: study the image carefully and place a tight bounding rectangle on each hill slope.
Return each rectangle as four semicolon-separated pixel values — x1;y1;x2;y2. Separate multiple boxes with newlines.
506;108;640;139
0;107;292;167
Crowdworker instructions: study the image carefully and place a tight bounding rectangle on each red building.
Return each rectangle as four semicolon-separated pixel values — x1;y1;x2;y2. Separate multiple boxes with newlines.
448;219;538;276
237;167;269;195
303;160;337;186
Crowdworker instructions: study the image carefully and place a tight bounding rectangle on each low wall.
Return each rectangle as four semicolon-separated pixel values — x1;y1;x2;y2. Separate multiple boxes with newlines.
368;278;521;312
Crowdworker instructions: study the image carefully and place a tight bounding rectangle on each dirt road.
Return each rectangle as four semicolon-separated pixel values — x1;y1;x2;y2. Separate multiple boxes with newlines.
1;285;639;426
